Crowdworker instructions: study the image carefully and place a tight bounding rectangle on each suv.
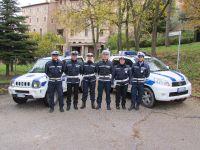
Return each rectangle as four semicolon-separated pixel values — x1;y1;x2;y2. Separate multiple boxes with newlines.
110;55;192;108
8;56;84;105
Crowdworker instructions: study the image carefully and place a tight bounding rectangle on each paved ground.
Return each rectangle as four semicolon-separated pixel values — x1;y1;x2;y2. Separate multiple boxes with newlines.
0;94;200;150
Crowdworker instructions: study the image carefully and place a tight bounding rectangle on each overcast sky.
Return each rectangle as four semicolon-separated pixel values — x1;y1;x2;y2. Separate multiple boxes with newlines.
18;0;46;6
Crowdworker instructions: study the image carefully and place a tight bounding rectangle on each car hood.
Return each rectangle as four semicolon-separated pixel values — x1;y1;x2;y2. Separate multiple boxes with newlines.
14;73;47;82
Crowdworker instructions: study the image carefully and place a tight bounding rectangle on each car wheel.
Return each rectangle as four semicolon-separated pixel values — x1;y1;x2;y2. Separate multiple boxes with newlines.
44;92;59;107
142;87;156;108
175;98;187;103
13;97;27;104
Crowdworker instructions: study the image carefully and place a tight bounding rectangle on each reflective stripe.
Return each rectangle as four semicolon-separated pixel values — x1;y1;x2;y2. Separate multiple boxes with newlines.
98;74;112;78
67;76;80;78
132;78;145;81
98;79;111;82
83;74;95;77
115;78;129;83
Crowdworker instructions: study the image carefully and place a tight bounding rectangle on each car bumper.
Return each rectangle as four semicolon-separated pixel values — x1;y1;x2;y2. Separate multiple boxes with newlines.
152;82;192;101
8;86;47;99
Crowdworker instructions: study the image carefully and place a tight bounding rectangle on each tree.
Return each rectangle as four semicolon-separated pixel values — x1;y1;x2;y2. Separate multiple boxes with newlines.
165;0;173;46
0;0;36;76
29;32;64;58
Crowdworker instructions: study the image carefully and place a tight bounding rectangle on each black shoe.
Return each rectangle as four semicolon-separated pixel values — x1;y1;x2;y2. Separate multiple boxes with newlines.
74;105;78;110
122;105;126;110
91;102;96;109
107;105;111;110
49;108;54;113
135;104;139;110
128;104;135;111
60;108;64;112
96;105;101;110
80;102;86;109
116;106;120;110
66;106;70;111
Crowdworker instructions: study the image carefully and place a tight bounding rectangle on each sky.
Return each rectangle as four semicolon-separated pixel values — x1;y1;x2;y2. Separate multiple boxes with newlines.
18;0;46;6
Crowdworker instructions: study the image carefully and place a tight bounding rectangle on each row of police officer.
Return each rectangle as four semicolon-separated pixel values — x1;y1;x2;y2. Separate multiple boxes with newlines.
45;50;150;113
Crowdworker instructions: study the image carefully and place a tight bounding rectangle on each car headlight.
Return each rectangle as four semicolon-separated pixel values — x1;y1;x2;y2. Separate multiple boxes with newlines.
10;79;15;87
32;80;41;88
153;78;171;86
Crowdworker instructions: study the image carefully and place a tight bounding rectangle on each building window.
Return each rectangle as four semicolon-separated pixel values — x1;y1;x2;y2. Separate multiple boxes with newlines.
44;17;46;22
57;29;64;36
100;29;104;36
33;29;36;32
85;28;88;37
40;28;42;36
70;29;75;37
37;18;39;22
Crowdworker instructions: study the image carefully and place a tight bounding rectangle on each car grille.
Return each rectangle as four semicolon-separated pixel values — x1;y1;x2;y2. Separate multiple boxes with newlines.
169;90;188;97
172;81;186;87
15;82;31;87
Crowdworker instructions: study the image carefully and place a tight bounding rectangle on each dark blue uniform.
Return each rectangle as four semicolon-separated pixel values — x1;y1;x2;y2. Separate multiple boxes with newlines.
96;60;113;109
45;60;64;110
64;60;83;108
112;64;131;108
131;61;150;107
81;61;96;104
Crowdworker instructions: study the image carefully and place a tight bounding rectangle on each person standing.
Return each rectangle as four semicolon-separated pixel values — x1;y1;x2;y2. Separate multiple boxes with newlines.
112;57;131;110
129;52;150;111
64;51;83;111
96;50;113;110
45;51;64;113
80;53;96;109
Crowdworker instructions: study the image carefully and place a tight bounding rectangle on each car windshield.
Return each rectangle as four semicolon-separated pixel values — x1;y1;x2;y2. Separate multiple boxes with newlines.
145;58;169;72
29;59;50;73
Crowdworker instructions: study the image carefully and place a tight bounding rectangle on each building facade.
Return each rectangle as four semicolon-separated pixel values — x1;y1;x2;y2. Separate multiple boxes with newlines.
22;0;110;56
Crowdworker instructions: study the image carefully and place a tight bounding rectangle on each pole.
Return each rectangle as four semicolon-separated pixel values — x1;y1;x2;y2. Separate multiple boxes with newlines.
177;33;181;70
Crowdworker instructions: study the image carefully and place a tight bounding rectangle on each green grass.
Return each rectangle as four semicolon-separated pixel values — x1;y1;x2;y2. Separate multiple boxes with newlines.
112;42;200;96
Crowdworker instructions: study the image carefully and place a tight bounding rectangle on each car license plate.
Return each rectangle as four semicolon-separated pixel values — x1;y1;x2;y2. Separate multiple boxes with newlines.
177;87;186;93
17;93;25;98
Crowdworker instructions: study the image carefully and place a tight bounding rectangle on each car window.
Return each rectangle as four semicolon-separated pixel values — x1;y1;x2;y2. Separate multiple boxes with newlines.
112;58;133;67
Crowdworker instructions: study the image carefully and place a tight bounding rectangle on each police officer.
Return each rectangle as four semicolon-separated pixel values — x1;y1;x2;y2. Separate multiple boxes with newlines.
96;50;113;110
64;51;83;111
129;52;150;111
112;57;131;110
80;53;96;109
45;51;64;113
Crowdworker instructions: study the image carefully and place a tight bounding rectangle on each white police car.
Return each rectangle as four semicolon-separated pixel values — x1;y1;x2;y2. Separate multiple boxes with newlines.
110;55;192;108
8;56;84;105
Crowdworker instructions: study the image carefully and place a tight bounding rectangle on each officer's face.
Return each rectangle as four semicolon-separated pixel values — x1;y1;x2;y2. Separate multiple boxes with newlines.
71;55;77;61
119;59;125;65
138;56;144;62
102;54;109;60
52;55;59;61
87;56;93;61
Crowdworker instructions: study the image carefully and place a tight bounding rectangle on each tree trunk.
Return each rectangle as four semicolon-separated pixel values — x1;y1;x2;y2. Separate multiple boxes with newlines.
10;60;14;73
165;0;172;47
91;19;97;57
117;0;122;52
125;3;130;50
6;63;10;77
134;20;141;51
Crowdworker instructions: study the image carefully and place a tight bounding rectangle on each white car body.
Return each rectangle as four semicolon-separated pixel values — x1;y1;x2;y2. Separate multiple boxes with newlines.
110;55;192;102
8;56;84;101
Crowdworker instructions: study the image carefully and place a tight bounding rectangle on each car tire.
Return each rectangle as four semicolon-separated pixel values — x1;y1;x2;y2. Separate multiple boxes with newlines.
44;92;59;107
13;97;27;104
141;87;156;108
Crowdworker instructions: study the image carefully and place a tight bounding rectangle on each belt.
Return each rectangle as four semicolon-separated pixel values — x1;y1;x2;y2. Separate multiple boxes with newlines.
83;73;95;77
98;74;112;79
66;75;80;79
132;78;146;82
115;78;129;83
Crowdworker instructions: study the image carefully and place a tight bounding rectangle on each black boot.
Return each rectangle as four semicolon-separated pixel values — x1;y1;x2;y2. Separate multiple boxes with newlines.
135;103;139;110
74;104;78;110
122;105;126;110
49;108;54;113
60;107;64;112
96;104;101;110
80;101;86;109
66;105;70;111
107;105;111;110
91;102;95;109
116;105;120;110
128;104;135;111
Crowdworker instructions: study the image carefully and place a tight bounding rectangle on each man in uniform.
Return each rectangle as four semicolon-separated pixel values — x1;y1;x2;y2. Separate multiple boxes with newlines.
64;51;83;111
129;52;150;111
112;57;131;110
45;51;64;113
96;50;113;110
80;53;96;109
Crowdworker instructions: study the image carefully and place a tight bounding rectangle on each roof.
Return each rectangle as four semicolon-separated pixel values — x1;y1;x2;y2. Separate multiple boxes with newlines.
21;2;49;8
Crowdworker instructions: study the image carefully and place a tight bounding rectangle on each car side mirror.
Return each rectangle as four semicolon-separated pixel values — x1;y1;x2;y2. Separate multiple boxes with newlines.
166;66;170;69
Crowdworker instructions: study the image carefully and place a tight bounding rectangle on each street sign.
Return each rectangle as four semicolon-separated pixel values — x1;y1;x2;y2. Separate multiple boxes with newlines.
169;31;182;37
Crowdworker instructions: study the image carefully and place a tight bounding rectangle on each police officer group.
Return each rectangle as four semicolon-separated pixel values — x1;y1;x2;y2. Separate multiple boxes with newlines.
45;50;150;113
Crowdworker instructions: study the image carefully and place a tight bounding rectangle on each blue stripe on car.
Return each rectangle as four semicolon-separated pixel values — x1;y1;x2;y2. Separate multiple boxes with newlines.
41;81;47;87
152;72;176;82
145;80;155;85
172;71;184;81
